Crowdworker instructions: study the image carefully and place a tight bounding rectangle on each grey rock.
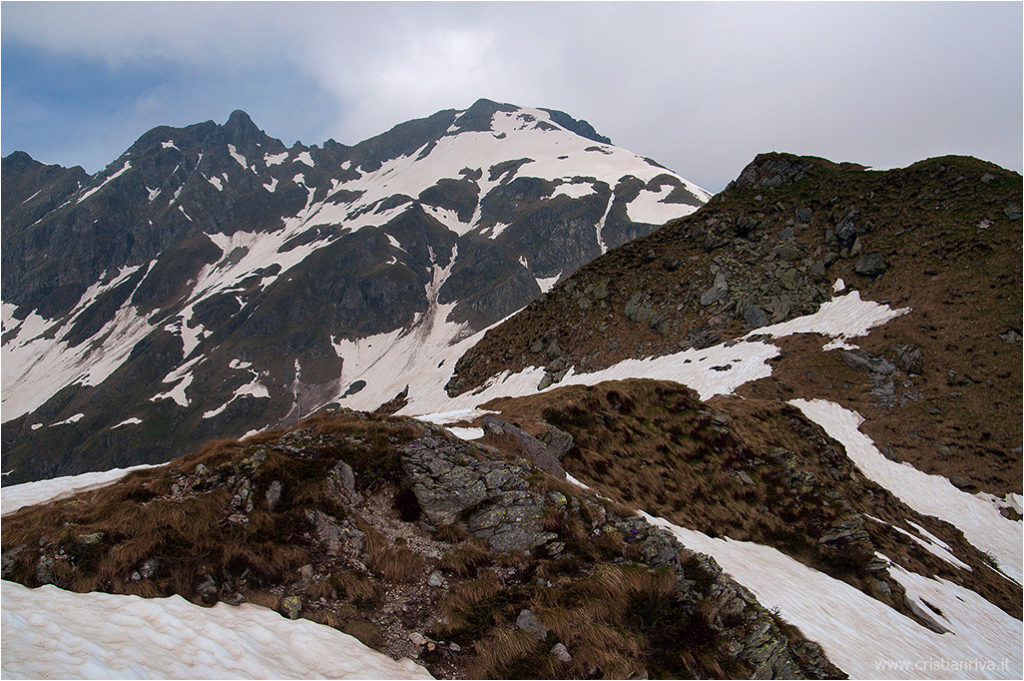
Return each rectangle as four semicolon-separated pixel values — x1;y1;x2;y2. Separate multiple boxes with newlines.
736;470;756;486
743;305;769;329
981;172;995;184
305;509;364;555
265;480;283;512
1005;201;1022;220
281;595;302;620
949;475;976;491
855;252;887;277
325;460;359;506
138;558;159;579
539;423;574;460
1;545;26;580
482;415;566;480
795;206;813;223
551;642;573;663
775;243;801;261
700;282;728;307
196;575;218;598
999;329;1022;344
35;555;56;584
427;571;445;587
409;632;429;646
516;608;549;639
905;596;951;634
76;532;105;545
624;292;654;323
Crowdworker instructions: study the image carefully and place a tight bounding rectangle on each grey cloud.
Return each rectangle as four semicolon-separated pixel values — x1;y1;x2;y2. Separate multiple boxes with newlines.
4;2;1020;191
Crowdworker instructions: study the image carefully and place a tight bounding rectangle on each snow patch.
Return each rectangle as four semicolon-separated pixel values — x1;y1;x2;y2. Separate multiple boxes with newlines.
1;581;432;679
264;151;288;166
643;514;1022;680
2;464;162;517
448;427;484;441
551;180;596;200
207;176;223;191
263;178;278;193
78;161;131;203
294;151;315;167
50;413;84;427
160;140;179;151
626;182;701;225
227;144;247;168
791;398;1022;584
112;417;142;429
537;272;561;293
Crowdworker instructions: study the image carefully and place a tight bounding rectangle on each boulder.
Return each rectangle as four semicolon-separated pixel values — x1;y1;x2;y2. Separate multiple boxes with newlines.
854;252;887;277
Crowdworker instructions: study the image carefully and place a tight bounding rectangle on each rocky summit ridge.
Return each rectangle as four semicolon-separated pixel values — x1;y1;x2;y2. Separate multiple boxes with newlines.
1;99;708;484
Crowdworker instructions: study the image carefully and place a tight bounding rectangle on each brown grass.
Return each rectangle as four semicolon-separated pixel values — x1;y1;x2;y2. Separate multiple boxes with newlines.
363;530;423;583
439;542;493;578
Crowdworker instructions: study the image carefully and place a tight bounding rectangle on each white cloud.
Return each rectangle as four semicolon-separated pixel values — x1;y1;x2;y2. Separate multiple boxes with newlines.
3;2;1020;190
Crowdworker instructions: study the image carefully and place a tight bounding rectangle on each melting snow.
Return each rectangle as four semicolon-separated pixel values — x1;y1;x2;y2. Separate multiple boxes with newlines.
537;272;561;293
552;180;597;200
78;161;132;204
625;182;700;225
1;581;432;680
790;399;1022;585
207;176;223;191
264;151;288;166
643;514;1022;680
160;140;179;151
146;187;161;202
263;177;278;193
112;417;142;429
2;264;155;422
1;464;161;517
50;413;84;427
150;357;203;408
227;144;247;169
448;427;484;441
294;151;315;167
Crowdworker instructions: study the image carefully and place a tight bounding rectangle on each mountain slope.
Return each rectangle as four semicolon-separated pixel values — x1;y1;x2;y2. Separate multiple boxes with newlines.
1;408;842;679
1;100;709;484
447;153;1022;496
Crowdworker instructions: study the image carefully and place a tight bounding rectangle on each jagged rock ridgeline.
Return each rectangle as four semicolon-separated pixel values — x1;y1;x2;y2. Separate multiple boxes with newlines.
1;408;844;679
1;99;710;484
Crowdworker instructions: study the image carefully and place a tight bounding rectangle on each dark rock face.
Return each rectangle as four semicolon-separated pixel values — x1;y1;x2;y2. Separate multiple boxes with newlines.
2;100;708;484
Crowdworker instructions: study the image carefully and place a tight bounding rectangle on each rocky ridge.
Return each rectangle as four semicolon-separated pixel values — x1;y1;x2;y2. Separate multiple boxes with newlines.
446;153;1022;498
1;408;843;679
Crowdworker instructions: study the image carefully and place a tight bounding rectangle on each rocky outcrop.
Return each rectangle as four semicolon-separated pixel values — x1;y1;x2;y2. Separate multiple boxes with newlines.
3;408;846;679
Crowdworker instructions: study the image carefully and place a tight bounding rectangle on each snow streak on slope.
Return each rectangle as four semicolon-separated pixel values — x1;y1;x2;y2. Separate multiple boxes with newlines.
1;464;161;517
382;289;910;419
1;265;155;422
642;514;1022;680
1;581;432;680
791;398;1023;585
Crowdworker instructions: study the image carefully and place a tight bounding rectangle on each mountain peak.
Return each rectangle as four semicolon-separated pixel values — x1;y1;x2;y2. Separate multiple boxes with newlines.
222;109;263;147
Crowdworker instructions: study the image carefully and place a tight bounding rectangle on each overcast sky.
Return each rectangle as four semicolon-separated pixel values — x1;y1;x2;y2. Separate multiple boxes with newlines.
2;1;1021;192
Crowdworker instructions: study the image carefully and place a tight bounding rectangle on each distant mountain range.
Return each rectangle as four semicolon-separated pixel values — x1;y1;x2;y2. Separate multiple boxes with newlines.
1;99;708;484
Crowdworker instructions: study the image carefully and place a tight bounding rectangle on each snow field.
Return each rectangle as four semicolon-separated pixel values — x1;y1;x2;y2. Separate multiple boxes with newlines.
642;514;1022;680
1;581;432;680
790;398;1023;585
